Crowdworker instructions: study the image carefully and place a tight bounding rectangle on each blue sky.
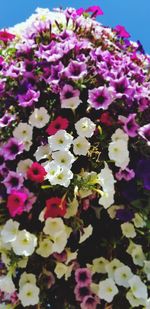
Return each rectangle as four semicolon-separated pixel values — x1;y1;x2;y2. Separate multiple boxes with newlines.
0;0;149;53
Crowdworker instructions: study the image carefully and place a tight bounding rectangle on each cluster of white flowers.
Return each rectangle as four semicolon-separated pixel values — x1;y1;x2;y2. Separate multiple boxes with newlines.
18;272;39;306
98;162;116;208
108;128;129;169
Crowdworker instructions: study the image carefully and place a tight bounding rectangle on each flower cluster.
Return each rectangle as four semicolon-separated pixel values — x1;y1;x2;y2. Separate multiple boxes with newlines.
0;6;150;309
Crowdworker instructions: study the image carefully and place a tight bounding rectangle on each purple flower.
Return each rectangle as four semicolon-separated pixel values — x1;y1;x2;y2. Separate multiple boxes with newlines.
75;268;92;287
63;60;87;80
136;160;150;190
21;187;37;212
4;137;24;160
74;285;91;302
88;86;114;110
138;123;150;146
18;89;40;107
0;113;15;128
119;114;139;137
81;295;100;309
116;208;134;222
138;98;149;112
110;76;134;99
116;168;135;181
3;171;24;194
60;84;81;109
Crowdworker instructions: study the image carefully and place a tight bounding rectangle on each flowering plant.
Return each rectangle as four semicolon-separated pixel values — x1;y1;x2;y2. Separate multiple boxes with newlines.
0;6;150;309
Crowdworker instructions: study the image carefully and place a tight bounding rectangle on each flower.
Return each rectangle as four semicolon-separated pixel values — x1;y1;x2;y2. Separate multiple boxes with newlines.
114;25;130;38
36;239;54;257
60;84;81;109
74;285;91;302
98;278;118;303
92;257;109;274
48;130;73;151
128;275;148;300
7;191;27;217
114;265;133;287
121;222;136;238
43;217;65;236
1;219;20;243
75;117;96;138
44;197;67;218
73;136;90;155
88;86;114;110
81;295;100;309
75;268;92;287
34;144;51;161
0;112;15;128
19;272;36;289
18;283;40;306
18;89;40;107
138;123;150;146
17;159;33;177
119;114;139;137
105;259;124;279
115;167;135;181
0;30;15;42
54;262;68;279
4;137;24;160
85;5;103;17
3;171;24;194
52;166;73;187
63;60;87;80
29;107;50;128
12;230;37;256
0;275;16;293
108;139;129;169
27;162;47;183
46;116;69;135
52;150;75;168
13;123;33;141
126;290;146;307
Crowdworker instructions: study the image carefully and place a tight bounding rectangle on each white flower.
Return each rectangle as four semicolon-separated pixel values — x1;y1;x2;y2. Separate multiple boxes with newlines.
144;261;150;280
114;265;133;287
19;272;36;289
64;198;79;218
132;213;146;228
0;275;16;293
1;252;11;267
13;122;33;141
79;224;93;244
92;257;109;274
17;257;28;269
36;238;53;258
73;136;90;155
66;249;78;265
52;167;73;187
111;128;129;142
19;283;40;307
52;231;68;253
107;204;124;219
44;160;61;183
48;130;73;151
99;190;115;209
98;278;118;303
61;96;81;109
128;275;148;300
23;139;32;151
75;117;96;138
108;139;129;169
17;159;33;177
126;290;146;307
1;219;19;243
12;230;37;256
44;217;65;237
54;262;68;279
131;246;146;266
29;107;50;128
52;150;75;168
105;258;124;279
34;144;52;161
98;162;115;209
121;222;136;238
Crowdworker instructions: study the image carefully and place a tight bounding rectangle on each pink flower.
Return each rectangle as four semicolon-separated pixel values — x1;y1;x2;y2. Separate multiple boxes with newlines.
0;30;15;42
27;162;47;183
85;6;103;17
114;25;130;38
7;190;28;217
46;116;69;135
75;268;92;287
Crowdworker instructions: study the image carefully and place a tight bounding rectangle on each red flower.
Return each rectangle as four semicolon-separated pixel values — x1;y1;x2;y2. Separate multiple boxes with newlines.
85;6;103;17
99;112;113;126
27;162;47;183
7;190;27;217
114;25;130;38
0;30;15;42
44;197;67;219
46;116;69;135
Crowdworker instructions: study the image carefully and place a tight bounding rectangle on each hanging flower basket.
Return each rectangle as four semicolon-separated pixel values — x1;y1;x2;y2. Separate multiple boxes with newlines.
0;6;150;309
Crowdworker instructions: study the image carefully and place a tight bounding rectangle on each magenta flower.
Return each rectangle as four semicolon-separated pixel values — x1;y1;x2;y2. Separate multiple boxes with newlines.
7;190;28;217
114;25;130;38
74;285;91;302
85;6;103;17
0;113;15;128
88;86;113;110
4;137;24;160
18;89;40;107
63;60;87;80
116;168;135;181
75;268;92;287
119;114;139;137
81;295;100;309
21;187;37;212
138;123;150;146
0;30;15;42
3;171;24;194
110;76;133;98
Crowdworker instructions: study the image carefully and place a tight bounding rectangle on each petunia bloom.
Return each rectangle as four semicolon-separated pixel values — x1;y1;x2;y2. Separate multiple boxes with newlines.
0;30;15;42
27;162;47;183
7;190;28;217
44;197;67;219
46;116;69;135
88;86;114;110
138;123;150;146
114;25;130;38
